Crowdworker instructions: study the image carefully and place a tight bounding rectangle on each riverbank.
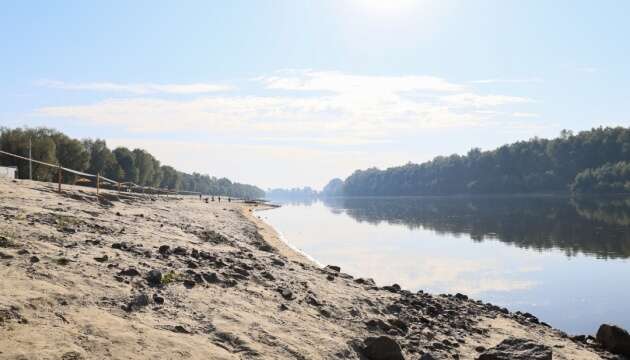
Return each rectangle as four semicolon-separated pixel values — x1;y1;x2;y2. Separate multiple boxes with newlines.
0;179;621;359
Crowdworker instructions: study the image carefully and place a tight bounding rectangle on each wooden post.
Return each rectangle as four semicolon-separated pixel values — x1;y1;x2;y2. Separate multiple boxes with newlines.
96;172;100;197
57;165;62;193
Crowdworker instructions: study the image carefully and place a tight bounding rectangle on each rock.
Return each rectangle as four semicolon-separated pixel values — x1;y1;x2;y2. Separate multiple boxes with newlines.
17;249;29;255
173;246;187;256
94;255;108;263
382;284;401;293
325;265;341;273
355;278;377;286
477;337;551;360
271;258;285;267
152;293;164;305
454;293;468;301
0;251;14;259
158;245;171;255
183;279;196;289
125;293;150;312
278;287;294;300
29;256;40;263
202;272;220;283
361;336;405;360
596;324;630;356
261;271;275;281
306;294;322;307
61;351;84;360
118;268;140;277
146;269;162;286
326;274;335;281
419;353;436;360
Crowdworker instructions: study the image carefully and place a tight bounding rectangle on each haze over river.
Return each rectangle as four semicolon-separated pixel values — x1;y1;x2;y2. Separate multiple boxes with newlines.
262;195;630;335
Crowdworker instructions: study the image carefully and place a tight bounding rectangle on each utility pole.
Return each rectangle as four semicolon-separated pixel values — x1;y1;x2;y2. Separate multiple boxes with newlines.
28;137;32;180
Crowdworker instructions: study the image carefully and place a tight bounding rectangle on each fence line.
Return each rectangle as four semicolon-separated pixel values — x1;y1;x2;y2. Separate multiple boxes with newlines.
0;149;200;197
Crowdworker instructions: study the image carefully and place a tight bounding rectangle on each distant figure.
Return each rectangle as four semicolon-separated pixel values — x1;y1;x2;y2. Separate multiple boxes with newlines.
218;196;221;203
199;194;202;200
204;197;209;203
228;197;231;203
211;196;215;202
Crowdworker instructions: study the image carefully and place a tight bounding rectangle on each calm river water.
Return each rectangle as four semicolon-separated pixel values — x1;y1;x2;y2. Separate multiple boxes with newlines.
261;195;630;335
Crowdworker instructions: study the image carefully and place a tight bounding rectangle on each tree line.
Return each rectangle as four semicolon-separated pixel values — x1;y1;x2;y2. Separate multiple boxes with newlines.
0;127;265;199
322;127;630;196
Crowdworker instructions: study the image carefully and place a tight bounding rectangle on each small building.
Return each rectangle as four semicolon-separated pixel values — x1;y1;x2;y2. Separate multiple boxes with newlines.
0;166;17;179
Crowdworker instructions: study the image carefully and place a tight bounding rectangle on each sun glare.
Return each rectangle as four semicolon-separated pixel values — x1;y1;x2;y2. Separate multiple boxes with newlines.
353;0;420;16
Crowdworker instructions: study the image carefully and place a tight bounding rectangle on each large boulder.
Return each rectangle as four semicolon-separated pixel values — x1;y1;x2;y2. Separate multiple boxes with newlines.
477;337;551;360
362;336;405;360
596;324;630;356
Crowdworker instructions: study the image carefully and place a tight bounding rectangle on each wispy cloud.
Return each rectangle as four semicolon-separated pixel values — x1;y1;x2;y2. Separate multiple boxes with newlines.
36;80;233;94
512;112;539;118
36;70;538;145
470;78;543;84
258;70;465;93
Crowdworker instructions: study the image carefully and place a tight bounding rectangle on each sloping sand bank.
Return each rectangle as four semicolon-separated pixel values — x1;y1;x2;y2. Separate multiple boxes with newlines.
0;179;614;359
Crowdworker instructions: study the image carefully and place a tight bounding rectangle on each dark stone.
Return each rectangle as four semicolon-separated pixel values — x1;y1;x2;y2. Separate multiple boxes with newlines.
94;255;108;263
17;249;29;255
355;278;377;286
0;251;14;259
325;265;341;273
61;351;84;360
454;293;468;301
158;245;171;255
29;256;40;263
382;284;401;293
279;303;289;311
152;293;164;305
193;273;204;284
261;271;275;281
596;324;630;356
125;293;150;312
477;337;551;360
202;272;220;283
326;274;335;281
186;260;198;269
183;279;196;289
173;246;187;256
278;287;294;300
306;294;322;307
191;249;199;258
118;268;140;277
419;353;436;360
387;318;409;334
475;346;486;352
361;336;405;360
146;270;162;286
366;319;392;332
271;258;285;267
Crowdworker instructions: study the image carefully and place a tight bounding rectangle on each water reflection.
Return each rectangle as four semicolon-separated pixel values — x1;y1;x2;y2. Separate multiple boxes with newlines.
320;196;630;259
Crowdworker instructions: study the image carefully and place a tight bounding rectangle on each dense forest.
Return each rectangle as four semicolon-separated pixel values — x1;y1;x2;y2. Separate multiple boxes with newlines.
0;127;265;199
322;127;630;196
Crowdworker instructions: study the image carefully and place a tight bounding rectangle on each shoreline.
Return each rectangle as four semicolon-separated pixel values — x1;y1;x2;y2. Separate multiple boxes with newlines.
0;179;622;359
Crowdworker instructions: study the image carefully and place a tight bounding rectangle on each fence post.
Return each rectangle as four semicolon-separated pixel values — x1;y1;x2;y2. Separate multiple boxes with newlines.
96;172;100;197
58;165;62;193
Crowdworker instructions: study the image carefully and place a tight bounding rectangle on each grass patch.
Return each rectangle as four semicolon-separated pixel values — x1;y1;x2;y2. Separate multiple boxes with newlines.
161;271;180;285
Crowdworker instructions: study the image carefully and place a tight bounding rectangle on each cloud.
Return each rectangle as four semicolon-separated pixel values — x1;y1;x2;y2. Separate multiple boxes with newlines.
440;93;533;108
36;80;233;94
258;69;465;93
470;78;543;84
36;70;538;145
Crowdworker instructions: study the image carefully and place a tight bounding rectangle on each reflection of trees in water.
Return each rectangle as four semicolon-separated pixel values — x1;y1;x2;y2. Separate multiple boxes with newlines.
321;196;630;259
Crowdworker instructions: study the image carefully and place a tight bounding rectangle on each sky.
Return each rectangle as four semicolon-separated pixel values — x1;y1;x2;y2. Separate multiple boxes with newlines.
2;0;630;189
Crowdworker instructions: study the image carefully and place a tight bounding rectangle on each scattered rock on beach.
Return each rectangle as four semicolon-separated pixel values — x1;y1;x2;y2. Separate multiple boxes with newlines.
361;336;405;360
278;287;294;300
118;268;140;277
477;337;551;360
146;269;162;286
93;255;108;263
596;324;630;356
125;293;150;312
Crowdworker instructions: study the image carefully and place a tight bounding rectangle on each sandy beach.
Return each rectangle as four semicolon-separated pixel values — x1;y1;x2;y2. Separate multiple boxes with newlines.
0;178;616;359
